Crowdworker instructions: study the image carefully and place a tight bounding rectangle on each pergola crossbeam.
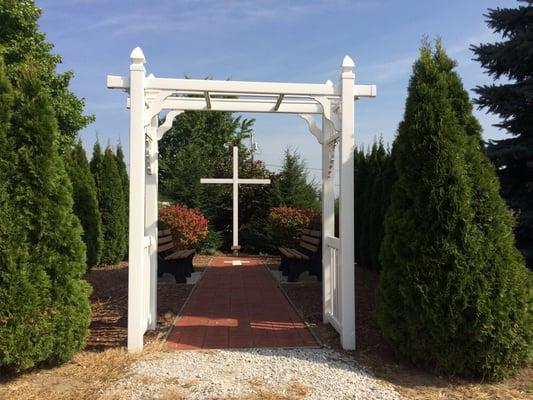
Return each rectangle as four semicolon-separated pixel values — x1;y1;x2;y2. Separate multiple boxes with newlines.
107;75;376;99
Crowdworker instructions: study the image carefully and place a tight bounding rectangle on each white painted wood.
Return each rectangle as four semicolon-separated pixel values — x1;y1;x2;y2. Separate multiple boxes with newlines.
232;146;238;250
200;178;234;184
146;116;158;330
157;111;183;140
107;74;376;99
127;47;146;352
201;146;270;251
299;114;323;144
322;113;335;324
339;55;356;350
158;97;324;114
325;235;340;249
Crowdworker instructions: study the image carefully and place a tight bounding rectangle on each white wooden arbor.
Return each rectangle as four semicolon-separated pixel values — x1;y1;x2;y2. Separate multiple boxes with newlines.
107;47;376;352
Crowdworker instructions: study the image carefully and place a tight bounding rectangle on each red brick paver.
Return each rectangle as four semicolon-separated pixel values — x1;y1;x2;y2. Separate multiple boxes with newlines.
166;257;318;350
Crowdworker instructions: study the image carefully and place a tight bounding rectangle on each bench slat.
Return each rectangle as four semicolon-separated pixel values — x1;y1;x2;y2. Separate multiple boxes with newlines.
158;242;174;252
300;241;318;253
301;235;320;245
289;249;310;260
159;229;172;237
279;247;304;259
158;235;173;245
302;229;321;238
165;249;195;261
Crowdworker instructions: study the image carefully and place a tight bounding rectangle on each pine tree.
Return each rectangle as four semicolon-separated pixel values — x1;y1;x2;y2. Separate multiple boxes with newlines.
272;148;319;209
115;144;129;255
4;62;91;367
378;41;532;380
471;1;533;268
91;143;126;264
66;140;103;268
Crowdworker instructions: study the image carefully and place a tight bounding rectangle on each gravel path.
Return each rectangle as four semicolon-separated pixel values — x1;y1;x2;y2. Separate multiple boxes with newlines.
105;347;400;400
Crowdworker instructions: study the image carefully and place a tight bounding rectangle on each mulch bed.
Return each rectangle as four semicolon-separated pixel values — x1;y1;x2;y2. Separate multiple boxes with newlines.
84;256;211;351
282;264;533;400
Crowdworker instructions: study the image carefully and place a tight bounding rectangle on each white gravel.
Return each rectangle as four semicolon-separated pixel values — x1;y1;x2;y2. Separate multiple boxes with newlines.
105;347;400;400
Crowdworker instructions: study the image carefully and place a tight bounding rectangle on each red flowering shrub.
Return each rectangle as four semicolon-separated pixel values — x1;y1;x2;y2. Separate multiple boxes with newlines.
159;204;208;249
268;206;320;247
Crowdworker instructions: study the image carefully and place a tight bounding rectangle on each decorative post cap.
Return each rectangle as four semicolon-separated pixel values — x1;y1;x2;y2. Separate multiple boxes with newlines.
130;47;146;64
325;79;334;86
342;55;355;69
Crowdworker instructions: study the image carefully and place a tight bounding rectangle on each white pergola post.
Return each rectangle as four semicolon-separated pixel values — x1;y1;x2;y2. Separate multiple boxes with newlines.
146;115;159;330
127;47;147;351
339;56;356;349
321;116;335;323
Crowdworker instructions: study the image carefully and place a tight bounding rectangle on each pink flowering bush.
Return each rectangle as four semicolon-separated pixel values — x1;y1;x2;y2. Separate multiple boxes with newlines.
159;204;208;249
268;206;320;247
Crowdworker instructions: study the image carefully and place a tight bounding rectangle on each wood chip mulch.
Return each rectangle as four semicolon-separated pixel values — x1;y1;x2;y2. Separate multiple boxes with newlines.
84;256;211;351
281;264;533;400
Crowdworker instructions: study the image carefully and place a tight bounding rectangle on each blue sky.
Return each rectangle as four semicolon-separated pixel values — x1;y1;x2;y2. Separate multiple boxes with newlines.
36;0;515;182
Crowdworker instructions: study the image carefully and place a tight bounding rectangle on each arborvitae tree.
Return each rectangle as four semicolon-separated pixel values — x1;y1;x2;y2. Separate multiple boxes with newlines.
0;55;52;372
66;140;103;268
91;144;126;264
3;63;91;368
115;144;129;253
272;147;319;210
378;41;532;380
471;1;533;268
0;0;93;150
354;141;394;270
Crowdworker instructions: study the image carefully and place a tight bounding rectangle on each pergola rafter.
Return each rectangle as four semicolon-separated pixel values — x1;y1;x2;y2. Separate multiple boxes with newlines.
107;46;376;352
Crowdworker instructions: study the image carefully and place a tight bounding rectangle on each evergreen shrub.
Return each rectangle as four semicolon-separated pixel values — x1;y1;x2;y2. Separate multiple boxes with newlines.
378;41;533;380
66;141;103;268
90;144;127;264
1;61;91;371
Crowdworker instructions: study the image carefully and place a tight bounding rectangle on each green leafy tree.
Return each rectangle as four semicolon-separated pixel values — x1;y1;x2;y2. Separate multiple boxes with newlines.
66;140;103;268
471;1;533;268
0;0;93;150
272;148;319;210
91;143;127;264
159;110;271;248
1;62;91;370
115;144;129;253
378;41;532;380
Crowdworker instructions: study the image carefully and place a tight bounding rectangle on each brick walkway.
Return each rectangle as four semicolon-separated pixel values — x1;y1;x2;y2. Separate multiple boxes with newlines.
166;256;318;350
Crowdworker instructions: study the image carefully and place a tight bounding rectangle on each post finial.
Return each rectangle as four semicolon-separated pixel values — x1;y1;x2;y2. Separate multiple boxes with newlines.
342;55;355;69
130;47;146;64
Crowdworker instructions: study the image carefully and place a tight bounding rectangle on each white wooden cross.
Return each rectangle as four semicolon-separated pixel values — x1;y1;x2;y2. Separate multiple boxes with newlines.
201;146;270;253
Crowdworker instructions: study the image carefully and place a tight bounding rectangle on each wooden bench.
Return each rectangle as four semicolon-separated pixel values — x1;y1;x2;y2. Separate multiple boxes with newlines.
157;229;195;283
278;229;321;282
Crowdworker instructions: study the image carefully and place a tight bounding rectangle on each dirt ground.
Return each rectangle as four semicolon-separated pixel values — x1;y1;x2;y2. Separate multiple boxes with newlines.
281;264;533;400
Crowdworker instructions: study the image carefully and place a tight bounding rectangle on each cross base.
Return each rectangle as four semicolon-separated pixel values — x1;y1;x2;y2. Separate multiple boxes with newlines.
231;245;241;256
